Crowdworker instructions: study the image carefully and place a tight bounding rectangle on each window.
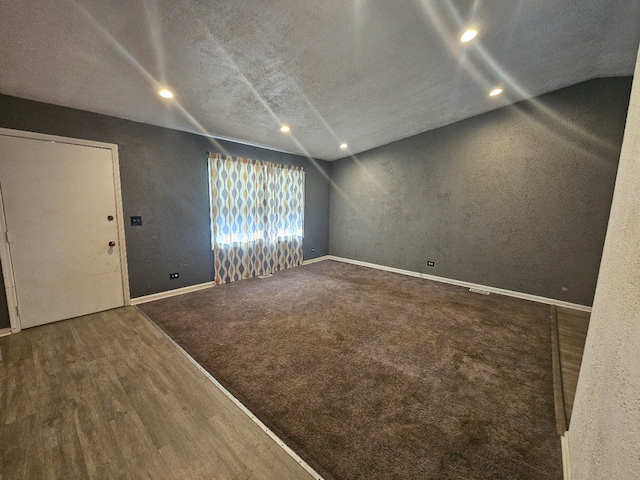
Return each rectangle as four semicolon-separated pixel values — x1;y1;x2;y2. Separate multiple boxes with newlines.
208;153;304;284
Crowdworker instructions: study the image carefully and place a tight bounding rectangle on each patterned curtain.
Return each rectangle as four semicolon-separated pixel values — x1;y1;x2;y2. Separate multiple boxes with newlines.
209;153;304;284
265;162;305;272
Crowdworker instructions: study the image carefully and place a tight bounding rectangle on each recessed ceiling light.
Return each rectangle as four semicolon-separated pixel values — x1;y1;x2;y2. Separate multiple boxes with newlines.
489;87;504;97
280;125;291;133
340;143;348;149
460;28;479;43
158;88;174;99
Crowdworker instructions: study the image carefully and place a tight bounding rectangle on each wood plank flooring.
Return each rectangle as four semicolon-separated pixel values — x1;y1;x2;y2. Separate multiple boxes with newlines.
0;307;317;480
556;306;590;426
1;301;591;477
551;305;590;433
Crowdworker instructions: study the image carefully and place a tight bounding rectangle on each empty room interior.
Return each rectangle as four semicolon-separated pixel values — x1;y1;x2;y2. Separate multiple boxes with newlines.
1;1;640;479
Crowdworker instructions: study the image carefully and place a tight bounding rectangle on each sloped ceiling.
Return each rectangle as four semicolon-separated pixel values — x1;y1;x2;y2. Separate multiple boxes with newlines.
1;0;639;160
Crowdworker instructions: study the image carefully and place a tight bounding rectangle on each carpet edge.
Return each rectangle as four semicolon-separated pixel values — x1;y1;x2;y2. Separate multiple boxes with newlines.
133;305;326;480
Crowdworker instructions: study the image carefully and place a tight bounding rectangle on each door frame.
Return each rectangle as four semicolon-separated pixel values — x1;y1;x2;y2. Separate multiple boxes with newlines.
0;128;131;333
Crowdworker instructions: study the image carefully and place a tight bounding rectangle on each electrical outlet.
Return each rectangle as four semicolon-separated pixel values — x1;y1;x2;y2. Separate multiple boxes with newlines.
169;272;179;279
130;216;142;226
427;261;435;267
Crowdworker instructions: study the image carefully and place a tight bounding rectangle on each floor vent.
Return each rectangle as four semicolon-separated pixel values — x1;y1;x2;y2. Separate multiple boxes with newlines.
469;288;490;295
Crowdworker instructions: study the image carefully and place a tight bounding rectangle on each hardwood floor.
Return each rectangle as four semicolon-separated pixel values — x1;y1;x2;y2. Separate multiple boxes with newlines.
1;301;590;477
551;306;590;433
0;307;317;480
557;307;590;424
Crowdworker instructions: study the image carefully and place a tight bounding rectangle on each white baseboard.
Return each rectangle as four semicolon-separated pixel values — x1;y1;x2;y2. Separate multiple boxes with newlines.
324;255;592;312
303;255;331;265
561;432;573;480
130;281;216;305
131;258;325;305
131;255;590;312
0;328;11;337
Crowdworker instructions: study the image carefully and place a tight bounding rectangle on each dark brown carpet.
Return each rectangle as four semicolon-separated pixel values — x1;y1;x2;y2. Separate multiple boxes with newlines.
139;260;562;480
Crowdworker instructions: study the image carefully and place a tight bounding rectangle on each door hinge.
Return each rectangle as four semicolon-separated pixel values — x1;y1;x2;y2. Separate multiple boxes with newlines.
4;231;9;244
15;305;19;317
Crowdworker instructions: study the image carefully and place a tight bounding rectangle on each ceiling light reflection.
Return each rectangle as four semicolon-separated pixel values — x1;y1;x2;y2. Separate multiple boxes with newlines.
460;28;478;43
158;88;174;99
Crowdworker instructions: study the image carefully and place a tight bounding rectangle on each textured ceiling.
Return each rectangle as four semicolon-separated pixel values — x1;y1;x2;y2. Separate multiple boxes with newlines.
1;1;639;161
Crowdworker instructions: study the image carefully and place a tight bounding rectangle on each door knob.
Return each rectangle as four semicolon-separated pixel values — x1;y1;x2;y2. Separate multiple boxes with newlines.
108;241;116;247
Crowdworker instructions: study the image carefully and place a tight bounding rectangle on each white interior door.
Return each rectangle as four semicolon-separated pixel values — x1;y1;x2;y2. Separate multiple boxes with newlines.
0;133;127;329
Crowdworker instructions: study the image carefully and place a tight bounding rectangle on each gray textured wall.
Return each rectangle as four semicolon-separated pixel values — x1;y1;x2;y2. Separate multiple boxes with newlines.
329;77;632;306
0;95;331;298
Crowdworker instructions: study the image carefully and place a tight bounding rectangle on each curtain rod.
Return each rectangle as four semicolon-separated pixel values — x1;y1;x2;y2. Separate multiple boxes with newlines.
206;152;304;171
